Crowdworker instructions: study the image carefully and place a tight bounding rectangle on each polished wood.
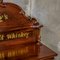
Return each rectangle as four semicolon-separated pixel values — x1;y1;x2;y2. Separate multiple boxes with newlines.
2;43;57;60
0;43;39;59
0;2;42;32
23;43;57;60
0;2;43;46
0;1;57;60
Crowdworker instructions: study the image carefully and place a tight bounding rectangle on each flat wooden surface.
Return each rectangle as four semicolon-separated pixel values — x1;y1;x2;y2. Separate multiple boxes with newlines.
24;43;57;60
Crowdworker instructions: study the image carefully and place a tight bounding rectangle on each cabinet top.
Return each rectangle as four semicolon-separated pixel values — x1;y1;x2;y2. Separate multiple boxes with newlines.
0;2;42;32
24;43;57;60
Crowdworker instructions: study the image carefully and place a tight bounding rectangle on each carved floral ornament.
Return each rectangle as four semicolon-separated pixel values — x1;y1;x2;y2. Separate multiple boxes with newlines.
0;13;8;22
0;0;8;22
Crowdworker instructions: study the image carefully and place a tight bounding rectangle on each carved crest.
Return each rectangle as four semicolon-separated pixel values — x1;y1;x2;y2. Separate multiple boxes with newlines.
0;13;8;22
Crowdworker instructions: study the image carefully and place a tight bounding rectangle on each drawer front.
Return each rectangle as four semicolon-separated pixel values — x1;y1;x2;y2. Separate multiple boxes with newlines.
0;28;40;42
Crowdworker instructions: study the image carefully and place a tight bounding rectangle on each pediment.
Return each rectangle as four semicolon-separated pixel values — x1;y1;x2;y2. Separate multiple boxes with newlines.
0;2;41;32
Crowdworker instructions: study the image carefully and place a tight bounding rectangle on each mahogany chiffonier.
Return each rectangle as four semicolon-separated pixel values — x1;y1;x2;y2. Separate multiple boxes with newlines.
0;0;57;60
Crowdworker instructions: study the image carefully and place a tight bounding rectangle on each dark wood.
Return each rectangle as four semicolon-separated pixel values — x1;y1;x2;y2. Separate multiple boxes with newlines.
0;43;39;59
23;43;57;60
0;0;3;3
2;43;57;60
0;1;57;60
0;2;43;46
0;2;42;32
0;43;57;60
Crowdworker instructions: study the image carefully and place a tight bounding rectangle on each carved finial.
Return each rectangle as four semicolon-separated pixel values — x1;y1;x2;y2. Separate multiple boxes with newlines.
0;0;3;3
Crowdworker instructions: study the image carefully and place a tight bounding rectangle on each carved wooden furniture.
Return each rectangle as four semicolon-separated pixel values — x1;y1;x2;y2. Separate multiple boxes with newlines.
0;0;57;60
0;1;42;46
0;0;43;59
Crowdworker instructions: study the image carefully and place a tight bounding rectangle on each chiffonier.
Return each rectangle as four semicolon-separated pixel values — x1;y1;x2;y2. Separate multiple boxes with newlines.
0;0;57;60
